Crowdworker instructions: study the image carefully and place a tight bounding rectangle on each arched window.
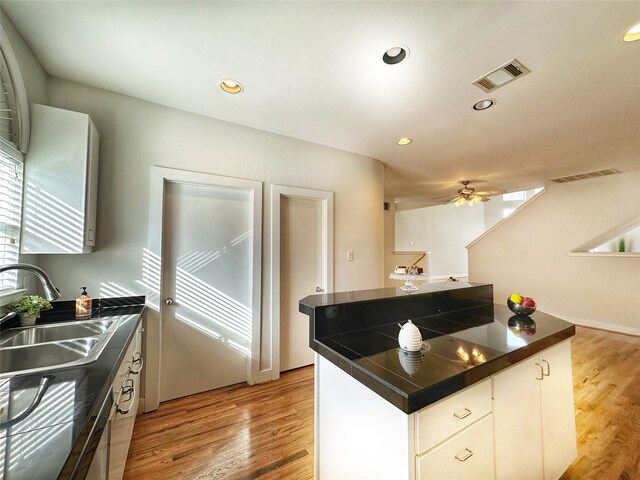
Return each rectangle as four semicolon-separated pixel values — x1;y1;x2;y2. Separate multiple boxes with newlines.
0;26;29;290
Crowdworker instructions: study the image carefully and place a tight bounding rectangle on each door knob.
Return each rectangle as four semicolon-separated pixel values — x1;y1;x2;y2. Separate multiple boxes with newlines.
316;287;323;293
164;297;174;305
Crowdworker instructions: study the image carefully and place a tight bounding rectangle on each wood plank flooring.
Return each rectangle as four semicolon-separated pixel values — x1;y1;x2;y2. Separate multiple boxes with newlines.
124;366;314;479
125;326;640;479
561;326;640;480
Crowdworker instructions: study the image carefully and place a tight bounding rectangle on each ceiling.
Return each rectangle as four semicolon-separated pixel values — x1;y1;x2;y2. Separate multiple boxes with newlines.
3;1;640;204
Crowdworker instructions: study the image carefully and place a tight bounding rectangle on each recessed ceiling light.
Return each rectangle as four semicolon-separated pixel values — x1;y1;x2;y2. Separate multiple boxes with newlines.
383;46;409;65
219;78;243;94
623;22;640;42
396;137;413;146
473;99;494;111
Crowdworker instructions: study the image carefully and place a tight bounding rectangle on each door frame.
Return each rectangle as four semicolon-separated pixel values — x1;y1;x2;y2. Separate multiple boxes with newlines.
270;184;333;380
144;166;262;411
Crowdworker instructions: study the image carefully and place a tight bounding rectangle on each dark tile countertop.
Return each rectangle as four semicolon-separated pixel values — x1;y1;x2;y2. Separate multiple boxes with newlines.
0;296;145;479
301;283;575;414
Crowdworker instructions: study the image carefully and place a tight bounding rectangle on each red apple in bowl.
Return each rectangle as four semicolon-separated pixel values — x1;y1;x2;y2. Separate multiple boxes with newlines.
521;297;536;308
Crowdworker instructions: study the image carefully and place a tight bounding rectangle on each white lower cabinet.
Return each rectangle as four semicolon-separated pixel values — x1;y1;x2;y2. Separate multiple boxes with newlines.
493;340;577;480
315;340;576;480
109;322;144;480
417;414;495;480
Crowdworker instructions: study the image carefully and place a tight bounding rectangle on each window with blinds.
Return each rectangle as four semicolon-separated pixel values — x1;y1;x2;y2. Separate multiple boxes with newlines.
0;47;19;148
0;148;22;290
0;41;26;290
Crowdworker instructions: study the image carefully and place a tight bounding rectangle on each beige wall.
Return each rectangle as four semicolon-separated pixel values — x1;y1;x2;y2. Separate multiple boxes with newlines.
14;73;384;383
468;171;640;334
395;202;485;279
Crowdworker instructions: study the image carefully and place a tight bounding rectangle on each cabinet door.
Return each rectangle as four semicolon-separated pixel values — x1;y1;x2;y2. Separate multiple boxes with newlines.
417;414;494;480
21;104;99;254
539;341;577;479
109;324;143;480
493;356;544;480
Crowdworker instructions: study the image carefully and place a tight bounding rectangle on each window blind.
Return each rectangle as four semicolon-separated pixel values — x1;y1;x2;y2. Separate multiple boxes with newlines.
0;37;27;290
0;147;22;290
0;47;19;150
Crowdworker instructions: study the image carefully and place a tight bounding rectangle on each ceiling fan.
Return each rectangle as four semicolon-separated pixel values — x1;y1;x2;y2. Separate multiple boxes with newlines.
448;180;493;207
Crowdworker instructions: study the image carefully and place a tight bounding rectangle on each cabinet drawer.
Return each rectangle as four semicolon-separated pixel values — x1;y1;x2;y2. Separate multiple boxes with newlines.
416;378;491;454
417;414;494;480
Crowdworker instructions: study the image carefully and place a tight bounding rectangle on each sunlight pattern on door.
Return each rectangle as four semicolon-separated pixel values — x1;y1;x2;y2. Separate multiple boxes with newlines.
159;183;254;401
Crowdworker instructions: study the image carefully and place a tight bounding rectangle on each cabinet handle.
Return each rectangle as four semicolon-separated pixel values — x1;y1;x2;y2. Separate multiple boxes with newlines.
541;359;550;377
535;362;544;380
453;408;472;419
130;352;144;375
117;378;136;415
454;448;474;462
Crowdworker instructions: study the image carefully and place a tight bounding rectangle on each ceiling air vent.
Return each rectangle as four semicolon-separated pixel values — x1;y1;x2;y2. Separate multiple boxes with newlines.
473;59;531;93
549;169;621;183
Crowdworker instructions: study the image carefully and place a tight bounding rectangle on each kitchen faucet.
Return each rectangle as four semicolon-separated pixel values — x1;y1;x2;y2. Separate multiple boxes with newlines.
0;263;62;324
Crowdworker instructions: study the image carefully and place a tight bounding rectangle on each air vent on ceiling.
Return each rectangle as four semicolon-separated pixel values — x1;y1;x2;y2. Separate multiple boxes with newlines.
473;59;531;93
549;168;621;183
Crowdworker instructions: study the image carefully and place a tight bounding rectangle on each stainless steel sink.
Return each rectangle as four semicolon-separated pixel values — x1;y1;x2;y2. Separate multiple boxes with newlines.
0;316;128;377
0;320;114;347
0;338;99;375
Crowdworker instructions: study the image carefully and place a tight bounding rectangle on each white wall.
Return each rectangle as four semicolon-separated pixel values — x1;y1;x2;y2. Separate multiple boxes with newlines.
20;76;384;379
383;199;421;287
468;171;640;335
0;9;47;105
395;202;484;279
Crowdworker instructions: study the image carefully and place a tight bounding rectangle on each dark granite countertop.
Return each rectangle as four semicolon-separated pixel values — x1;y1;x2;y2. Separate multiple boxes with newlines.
0;297;145;479
301;283;575;414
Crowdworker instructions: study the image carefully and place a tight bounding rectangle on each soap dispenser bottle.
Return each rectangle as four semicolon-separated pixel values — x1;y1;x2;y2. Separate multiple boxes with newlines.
76;287;92;319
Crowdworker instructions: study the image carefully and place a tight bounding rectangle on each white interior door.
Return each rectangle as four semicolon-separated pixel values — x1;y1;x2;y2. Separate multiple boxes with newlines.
280;196;324;372
159;181;255;402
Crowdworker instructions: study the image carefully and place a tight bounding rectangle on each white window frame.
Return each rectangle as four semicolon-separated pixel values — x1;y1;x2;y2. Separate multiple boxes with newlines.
0;25;30;292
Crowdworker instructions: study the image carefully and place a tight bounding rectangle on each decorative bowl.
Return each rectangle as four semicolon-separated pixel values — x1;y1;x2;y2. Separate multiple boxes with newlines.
507;298;536;316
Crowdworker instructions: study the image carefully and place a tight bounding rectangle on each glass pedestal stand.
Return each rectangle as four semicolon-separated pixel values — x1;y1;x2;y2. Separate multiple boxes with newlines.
389;273;430;291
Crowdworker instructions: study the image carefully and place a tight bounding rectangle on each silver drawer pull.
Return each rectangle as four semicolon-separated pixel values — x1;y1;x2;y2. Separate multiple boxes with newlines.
541;359;550;377
455;448;473;462
453;408;472;419
117;379;136;415
535;362;544;380
130;352;144;375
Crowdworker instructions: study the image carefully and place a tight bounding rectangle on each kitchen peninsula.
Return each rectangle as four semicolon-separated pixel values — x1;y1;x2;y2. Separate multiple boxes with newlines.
300;282;577;480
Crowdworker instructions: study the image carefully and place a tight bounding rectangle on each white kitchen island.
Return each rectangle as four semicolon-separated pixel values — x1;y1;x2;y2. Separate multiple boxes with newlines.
300;283;577;480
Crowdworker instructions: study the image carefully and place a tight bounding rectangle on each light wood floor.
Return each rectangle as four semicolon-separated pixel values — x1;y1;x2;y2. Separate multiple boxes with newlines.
562;326;640;480
125;326;640;479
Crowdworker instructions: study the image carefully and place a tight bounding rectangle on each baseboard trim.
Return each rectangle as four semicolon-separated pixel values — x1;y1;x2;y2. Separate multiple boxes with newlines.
563;315;640;337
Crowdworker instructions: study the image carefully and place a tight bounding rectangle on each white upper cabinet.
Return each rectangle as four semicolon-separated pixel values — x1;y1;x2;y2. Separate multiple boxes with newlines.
21;104;99;254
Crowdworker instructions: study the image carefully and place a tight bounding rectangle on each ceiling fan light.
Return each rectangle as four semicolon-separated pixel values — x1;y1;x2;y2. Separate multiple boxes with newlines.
454;197;466;207
623;22;640;42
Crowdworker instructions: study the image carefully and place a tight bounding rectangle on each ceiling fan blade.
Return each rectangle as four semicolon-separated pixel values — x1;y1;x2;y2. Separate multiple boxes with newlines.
431;194;459;201
476;190;503;196
481;196;490;202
